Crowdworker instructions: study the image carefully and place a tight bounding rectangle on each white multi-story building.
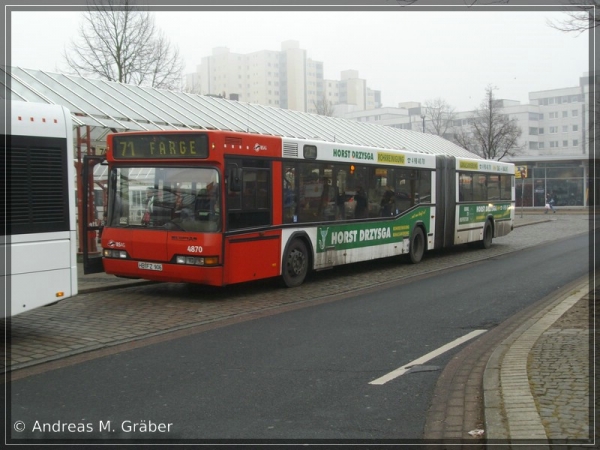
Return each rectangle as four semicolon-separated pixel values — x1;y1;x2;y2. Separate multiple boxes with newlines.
186;41;380;114
187;46;283;107
510;81;591;208
324;70;381;115
339;73;595;208
527;86;586;157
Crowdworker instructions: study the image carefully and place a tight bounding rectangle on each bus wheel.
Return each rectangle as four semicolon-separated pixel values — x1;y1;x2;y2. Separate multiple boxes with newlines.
480;220;493;249
282;239;309;287
409;227;425;264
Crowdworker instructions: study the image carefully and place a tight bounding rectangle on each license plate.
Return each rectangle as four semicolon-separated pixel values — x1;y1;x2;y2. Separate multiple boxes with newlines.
138;262;163;271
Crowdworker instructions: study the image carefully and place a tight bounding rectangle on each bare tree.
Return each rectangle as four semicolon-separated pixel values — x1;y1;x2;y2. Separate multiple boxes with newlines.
64;0;184;90
423;97;456;137
452;85;523;160
547;0;600;33
313;97;336;117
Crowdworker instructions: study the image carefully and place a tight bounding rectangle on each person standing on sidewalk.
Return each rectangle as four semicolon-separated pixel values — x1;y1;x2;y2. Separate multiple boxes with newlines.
545;193;556;214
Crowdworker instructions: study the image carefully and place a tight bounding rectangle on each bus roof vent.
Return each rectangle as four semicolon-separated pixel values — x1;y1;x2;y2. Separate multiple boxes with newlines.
283;142;298;157
225;137;242;147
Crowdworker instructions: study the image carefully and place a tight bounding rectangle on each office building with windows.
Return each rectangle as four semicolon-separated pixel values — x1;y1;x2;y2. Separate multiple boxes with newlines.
509;81;591;208
340;73;596;207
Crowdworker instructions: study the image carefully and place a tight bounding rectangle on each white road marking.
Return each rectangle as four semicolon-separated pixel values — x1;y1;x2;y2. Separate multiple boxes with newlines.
369;329;487;385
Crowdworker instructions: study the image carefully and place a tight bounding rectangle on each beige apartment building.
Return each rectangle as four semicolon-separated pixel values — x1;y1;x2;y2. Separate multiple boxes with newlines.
186;40;381;114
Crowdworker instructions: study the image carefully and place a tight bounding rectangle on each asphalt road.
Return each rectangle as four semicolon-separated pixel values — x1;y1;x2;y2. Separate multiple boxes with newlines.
8;232;589;443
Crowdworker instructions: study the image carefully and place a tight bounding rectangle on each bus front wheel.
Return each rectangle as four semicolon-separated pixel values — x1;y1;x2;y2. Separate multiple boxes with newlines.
409;227;425;264
282;239;309;287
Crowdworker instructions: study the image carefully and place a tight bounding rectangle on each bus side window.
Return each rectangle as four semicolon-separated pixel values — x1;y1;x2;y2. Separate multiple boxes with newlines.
227;181;242;210
474;174;488;201
256;171;269;209
487;175;500;200
417;170;432;204
226;163;271;231
501;175;512;200
242;172;257;209
459;173;473;202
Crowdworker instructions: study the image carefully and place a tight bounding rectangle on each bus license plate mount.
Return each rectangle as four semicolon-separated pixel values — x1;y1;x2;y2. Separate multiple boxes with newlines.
138;262;163;271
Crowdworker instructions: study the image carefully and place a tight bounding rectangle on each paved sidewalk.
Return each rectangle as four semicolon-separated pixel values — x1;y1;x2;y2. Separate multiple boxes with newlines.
482;208;595;446
77;262;155;294
483;275;594;446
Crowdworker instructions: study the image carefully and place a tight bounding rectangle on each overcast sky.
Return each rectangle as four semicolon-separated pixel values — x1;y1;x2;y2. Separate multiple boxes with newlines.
9;7;590;111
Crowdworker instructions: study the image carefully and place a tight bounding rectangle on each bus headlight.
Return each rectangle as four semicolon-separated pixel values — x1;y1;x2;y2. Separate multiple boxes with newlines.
175;255;219;266
103;249;128;259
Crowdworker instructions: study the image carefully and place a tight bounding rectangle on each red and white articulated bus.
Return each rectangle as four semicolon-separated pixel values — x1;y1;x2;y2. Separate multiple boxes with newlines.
82;130;515;287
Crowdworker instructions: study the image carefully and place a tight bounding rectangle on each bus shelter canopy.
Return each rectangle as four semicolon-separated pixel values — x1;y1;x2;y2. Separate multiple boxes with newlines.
2;66;482;160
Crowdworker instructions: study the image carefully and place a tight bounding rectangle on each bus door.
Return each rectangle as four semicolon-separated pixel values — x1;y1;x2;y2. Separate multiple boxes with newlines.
224;159;281;284
81;155;106;274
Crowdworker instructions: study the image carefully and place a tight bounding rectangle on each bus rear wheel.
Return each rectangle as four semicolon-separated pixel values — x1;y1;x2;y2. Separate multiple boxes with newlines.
480;220;493;249
282;239;309;287
409;227;425;264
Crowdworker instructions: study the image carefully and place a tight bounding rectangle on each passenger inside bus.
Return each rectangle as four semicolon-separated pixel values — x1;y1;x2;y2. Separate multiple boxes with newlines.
354;186;368;219
380;188;396;217
335;186;345;220
317;179;331;219
174;191;184;211
142;188;156;225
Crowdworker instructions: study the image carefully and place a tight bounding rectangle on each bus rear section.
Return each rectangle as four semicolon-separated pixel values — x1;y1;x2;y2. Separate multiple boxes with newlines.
2;101;77;318
453;158;515;248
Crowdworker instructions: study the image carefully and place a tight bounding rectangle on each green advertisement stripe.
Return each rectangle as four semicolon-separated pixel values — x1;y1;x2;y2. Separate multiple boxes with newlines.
317;206;430;253
457;203;512;225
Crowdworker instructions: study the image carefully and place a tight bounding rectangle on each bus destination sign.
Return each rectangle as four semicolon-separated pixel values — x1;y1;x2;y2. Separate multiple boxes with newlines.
113;134;209;159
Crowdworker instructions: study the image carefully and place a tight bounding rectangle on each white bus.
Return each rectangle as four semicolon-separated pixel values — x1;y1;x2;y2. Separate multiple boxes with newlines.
2;101;77;318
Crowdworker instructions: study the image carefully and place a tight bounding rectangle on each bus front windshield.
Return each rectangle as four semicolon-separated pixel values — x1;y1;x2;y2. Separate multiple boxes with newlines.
107;167;221;232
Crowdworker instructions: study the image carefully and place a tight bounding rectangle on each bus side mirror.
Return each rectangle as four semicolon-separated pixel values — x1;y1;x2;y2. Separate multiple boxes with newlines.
229;168;242;192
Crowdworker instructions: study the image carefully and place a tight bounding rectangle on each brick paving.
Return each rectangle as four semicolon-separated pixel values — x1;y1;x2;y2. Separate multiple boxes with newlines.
529;291;593;442
481;277;595;447
3;211;595;445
